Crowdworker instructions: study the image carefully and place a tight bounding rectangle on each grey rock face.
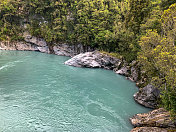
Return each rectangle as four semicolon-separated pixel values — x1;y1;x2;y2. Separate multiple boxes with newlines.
1;36;94;55
65;51;121;69
23;34;50;53
24;35;47;47
54;44;93;57
130;67;138;82
37;47;50;53
134;84;160;109
53;44;75;57
116;66;129;76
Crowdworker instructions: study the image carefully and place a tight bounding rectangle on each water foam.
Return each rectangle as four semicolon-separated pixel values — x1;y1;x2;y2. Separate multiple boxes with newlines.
0;60;23;71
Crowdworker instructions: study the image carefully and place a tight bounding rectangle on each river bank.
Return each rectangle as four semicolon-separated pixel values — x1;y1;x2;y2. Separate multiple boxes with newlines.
0;37;175;132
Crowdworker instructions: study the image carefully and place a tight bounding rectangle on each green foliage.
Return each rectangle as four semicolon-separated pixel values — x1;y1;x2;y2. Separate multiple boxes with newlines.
0;0;24;41
138;3;176;114
0;0;140;59
125;0;151;34
100;51;123;59
160;0;176;10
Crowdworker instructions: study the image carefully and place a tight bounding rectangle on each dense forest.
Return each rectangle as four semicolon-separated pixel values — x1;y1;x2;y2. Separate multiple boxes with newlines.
0;0;175;115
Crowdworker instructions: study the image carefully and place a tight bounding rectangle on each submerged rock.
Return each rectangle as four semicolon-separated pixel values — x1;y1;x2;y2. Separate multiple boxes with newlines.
130;127;175;132
64;51;121;69
130;108;176;128
133;84;160;108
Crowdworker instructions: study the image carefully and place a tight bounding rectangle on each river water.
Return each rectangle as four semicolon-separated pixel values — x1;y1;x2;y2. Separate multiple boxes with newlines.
0;51;150;132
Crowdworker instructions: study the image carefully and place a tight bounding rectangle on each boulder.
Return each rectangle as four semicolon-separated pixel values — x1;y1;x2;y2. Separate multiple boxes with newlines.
130;127;175;132
65;51;121;69
130;108;176;128
133;84;160;108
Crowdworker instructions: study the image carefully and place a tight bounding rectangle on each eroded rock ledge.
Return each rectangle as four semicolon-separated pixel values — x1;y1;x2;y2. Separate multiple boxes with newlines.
0;33;94;56
130;108;176;132
0;40;93;57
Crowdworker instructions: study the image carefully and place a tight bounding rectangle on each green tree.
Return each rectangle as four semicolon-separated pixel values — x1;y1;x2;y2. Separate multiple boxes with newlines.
125;0;151;34
138;3;176;114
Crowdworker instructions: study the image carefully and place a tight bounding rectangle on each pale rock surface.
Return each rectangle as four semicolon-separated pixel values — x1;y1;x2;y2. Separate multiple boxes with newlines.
130;108;176;128
65;51;121;69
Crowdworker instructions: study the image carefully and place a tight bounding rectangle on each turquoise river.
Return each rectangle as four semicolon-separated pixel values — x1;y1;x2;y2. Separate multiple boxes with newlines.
0;51;150;132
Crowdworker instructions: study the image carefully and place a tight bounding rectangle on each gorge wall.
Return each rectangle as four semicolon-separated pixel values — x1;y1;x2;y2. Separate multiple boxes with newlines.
0;35;94;57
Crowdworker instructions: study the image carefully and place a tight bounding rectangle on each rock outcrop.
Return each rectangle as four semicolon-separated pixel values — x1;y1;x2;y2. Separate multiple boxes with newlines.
114;60;139;82
37;46;50;53
129;67;139;82
115;66;129;76
65;52;144;85
0;35;94;56
130;127;175;132
130;108;176;129
64;51;161;109
24;34;50;53
0;34;50;53
64;51;121;69
24;35;47;47
53;44;93;57
133;84;160;109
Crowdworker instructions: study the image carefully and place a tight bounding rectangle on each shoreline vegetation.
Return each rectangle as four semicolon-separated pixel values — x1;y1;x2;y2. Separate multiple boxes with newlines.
0;0;176;131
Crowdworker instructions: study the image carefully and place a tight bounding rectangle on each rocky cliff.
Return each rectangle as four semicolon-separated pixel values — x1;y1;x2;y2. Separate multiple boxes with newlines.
130;108;176;132
0;35;93;57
